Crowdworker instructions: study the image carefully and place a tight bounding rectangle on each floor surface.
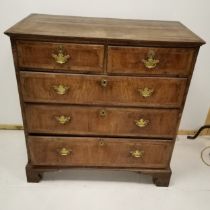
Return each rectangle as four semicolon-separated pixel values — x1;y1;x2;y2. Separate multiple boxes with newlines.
0;131;210;210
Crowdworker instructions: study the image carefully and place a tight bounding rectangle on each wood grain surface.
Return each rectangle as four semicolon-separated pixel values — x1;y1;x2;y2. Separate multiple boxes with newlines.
108;46;195;76
25;104;179;138
5;14;205;45
28;136;173;168
17;41;104;72
20;72;187;108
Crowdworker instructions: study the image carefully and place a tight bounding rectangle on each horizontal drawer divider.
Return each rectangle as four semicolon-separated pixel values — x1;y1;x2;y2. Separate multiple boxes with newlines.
12;34;202;47
19;68;189;79
15;37;107;45
24;102;182;110
28;133;174;140
19;68;106;75
107;72;189;79
29;165;171;171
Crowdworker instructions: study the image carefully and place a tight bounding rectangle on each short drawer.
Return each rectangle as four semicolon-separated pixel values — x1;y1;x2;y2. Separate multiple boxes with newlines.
28;136;173;168
16;41;104;73
107;46;195;76
25;104;179;138
20;72;187;108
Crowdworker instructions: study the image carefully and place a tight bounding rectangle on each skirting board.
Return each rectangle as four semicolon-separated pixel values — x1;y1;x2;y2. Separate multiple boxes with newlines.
0;124;205;136
0;124;24;130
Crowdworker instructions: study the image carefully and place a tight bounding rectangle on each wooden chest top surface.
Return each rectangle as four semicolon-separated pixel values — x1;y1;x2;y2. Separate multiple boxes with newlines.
5;14;204;45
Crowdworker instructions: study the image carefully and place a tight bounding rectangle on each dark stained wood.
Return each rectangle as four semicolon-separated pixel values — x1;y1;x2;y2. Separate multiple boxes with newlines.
5;14;205;186
20;72;187;108
108;46;195;76
25;163;42;182
17;41;104;72
5;14;205;46
9;38;33;163
25;104;179;138
28;136;173;168
25;163;172;185
152;169;172;187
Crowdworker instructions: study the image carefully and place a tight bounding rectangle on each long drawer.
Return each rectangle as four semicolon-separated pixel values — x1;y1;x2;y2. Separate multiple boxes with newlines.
28;136;173;168
16;41;105;73
25;104;179;138
20;72;187;108
108;46;195;76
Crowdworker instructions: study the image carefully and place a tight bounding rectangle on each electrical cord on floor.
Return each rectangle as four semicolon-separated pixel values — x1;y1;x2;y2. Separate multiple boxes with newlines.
201;146;210;166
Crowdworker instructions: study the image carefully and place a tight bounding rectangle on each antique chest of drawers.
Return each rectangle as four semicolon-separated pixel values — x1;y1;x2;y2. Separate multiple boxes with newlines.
5;14;205;186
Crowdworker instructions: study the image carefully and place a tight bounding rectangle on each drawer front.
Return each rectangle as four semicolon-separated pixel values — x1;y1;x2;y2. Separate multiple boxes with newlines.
25;105;179;138
28;136;173;168
16;41;104;72
108;46;195;76
20;72;187;108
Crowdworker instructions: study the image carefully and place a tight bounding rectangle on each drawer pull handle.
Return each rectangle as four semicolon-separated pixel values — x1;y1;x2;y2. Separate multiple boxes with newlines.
130;150;144;158
138;87;154;98
59;148;72;156
99;109;107;117
135;118;149;128
52;46;70;64
55;115;71;124
101;79;108;87
53;84;69;95
142;50;159;69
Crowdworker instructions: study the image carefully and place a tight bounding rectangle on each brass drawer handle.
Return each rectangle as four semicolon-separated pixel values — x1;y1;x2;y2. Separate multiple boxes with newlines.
53;84;69;95
130;150;144;158
135;118;149;128
142;50;159;69
99;109;107;117
59;147;72;156
138;87;154;98
52;45;70;64
101;79;108;87
55;115;71;124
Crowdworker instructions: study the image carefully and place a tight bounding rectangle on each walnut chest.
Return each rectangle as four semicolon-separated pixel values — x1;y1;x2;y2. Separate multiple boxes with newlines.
5;14;205;186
